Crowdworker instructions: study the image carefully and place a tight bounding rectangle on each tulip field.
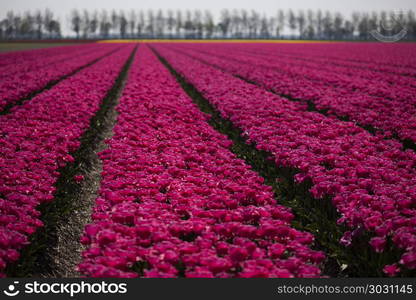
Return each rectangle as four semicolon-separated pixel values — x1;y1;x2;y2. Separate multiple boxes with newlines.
1;42;416;278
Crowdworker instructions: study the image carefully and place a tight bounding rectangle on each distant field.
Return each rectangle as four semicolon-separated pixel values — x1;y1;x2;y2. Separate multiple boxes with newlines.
0;42;76;52
0;40;326;52
98;39;332;43
1;41;416;279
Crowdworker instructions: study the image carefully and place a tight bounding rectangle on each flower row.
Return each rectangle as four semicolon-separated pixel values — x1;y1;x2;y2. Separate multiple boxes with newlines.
0;45;134;276
228;43;416;79
0;44;121;112
78;46;324;278
246;47;415;102
154;45;416;276
0;44;101;80
0;44;99;80
236;42;416;76
169;44;416;143
0;44;90;68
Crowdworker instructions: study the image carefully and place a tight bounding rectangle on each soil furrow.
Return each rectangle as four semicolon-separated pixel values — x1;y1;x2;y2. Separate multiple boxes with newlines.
0;46;122;116
151;46;407;277
6;45;138;278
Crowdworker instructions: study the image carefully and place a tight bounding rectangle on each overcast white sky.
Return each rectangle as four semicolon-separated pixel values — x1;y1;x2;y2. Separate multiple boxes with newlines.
1;0;415;35
2;0;415;17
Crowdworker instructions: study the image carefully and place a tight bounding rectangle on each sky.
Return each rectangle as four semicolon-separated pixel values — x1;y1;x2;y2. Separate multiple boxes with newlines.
1;0;415;35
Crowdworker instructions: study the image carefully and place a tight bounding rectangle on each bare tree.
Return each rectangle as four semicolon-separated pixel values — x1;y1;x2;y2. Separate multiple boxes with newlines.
358;13;369;39
175;10;182;37
111;9;118;36
407;10;416;39
297;10;306;38
119;11;127;38
146;10;155;38
260;15;270;38
368;11;378;34
137;11;145;37
194;10;203;38
81;10;90;38
2;8;416;41
230;9;241;37
12;13;22;38
240;10;249;38
129;10;136;37
4;12;13;38
204;10;214;38
315;10;324;39
275;10;285;38
333;12;344;39
323;11;334;39
42;8;60;38
351;12;360;39
70;9;81;38
184;10;194;38
219;9;231;37
248;10;260;38
89;10;98;38
155;10;164;37
378;11;388;36
166;10;175;37
305;10;316;39
20;12;34;38
34;10;43;39
288;10;297;37
344;20;355;39
43;9;53;37
99;10;111;38
391;11;406;34
0;20;4;39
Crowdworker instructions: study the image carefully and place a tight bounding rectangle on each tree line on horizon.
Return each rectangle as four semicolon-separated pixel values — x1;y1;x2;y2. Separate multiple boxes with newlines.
1;8;416;40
